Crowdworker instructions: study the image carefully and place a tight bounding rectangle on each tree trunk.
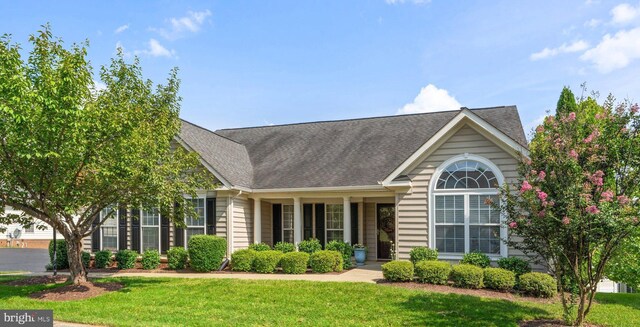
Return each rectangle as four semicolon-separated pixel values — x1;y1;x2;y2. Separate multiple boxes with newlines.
67;235;88;284
574;289;587;326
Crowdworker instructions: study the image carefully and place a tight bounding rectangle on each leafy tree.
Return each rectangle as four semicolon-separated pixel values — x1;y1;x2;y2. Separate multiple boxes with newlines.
497;87;640;326
605;229;640;290
0;25;213;284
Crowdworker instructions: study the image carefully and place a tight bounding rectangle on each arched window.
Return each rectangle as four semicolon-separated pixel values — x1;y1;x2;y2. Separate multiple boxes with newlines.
431;157;505;257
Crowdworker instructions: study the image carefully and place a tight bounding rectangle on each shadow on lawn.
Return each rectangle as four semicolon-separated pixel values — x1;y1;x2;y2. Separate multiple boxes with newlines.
594;292;640;310
397;292;554;326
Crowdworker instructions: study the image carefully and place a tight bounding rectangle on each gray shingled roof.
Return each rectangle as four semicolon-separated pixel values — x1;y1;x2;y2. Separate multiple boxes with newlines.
179;106;526;189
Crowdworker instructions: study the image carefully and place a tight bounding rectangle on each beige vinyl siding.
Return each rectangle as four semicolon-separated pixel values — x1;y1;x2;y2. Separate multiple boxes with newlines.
232;195;253;252
216;197;228;238
82;235;91;252
261;201;272;246
364;202;377;261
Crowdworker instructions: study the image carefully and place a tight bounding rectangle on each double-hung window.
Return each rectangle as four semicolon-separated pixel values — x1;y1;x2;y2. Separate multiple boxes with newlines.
282;205;294;243
100;206;118;251
141;208;161;251
185;198;206;244
325;204;344;243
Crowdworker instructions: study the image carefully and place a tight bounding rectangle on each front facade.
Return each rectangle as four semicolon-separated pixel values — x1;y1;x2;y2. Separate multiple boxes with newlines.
84;106;536;265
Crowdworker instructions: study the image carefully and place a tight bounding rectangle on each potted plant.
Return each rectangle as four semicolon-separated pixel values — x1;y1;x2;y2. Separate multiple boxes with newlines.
353;244;367;266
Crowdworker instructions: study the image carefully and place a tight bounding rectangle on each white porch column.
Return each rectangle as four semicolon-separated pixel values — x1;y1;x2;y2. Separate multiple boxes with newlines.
343;196;351;244
293;197;302;245
253;198;261;244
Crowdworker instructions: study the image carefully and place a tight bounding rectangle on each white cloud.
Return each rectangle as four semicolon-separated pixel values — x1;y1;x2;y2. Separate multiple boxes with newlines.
585;18;602;28
530;40;590;61
134;39;176;58
580;27;640;72
611;3;640;25
523;114;546;139
152;10;211;40
385;0;430;4
396;84;462;115
114;24;129;34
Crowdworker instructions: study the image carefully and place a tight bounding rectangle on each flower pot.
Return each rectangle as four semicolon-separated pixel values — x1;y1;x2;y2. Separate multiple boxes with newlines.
354;248;366;266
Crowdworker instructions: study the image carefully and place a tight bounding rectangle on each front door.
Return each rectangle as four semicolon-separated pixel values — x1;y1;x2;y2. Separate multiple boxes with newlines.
377;204;396;260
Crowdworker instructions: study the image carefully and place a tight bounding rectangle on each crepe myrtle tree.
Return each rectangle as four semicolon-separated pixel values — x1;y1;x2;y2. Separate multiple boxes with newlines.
496;87;640;326
0;26;214;284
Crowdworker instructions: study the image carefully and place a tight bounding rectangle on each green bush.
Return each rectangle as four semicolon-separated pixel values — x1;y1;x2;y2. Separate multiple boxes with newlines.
142;250;160;270
115;249;138;269
280;252;310;274
248;242;271;251
483;267;516;291
497;257;531;277
273;241;296;253
309;250;343;273
82;251;91;268
231;249;257;272
188;235;227;272
415;260;451;284
461;252;491;268
519;272;557;298
325;240;353;269
409;247;438;265
167;247;189;270
298;238;322;255
451;264;484;289
94;250;113;269
48;240;68;269
253;250;284;273
381;260;414;282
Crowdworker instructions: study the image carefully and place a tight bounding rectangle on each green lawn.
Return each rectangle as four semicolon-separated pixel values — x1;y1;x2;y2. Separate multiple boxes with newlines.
0;276;638;327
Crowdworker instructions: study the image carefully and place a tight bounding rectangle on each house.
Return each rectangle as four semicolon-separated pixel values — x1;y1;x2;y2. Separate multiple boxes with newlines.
83;106;534;264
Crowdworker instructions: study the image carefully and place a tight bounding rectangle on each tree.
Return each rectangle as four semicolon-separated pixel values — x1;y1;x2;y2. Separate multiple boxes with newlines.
605;229;640;290
0;26;213;284
497;87;640;326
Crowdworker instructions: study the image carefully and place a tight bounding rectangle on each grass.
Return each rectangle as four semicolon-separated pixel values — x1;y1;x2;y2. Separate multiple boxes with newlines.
0;271;28;275
0;276;638;327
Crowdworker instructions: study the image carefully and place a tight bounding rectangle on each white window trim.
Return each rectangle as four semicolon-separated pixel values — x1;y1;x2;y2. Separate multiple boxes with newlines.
184;197;207;249
140;208;161;253
282;204;294;243
429;154;508;259
100;207;119;252
325;203;344;244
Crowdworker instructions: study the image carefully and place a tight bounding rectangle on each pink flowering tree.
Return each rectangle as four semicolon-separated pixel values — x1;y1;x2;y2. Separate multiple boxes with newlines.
498;87;640;326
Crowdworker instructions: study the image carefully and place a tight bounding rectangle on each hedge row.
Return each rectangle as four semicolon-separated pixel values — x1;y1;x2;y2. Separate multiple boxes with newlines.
230;248;342;274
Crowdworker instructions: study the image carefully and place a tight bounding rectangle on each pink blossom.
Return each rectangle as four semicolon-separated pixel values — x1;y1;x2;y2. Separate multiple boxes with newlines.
562;216;570;225
520;181;533;193
632;104;639;114
621;127;629;133
583;130;600;144
600;190;614;202
586;205;600;215
590;170;604;186
530;169;538;176
509;221;518;229
567;112;576;121
538;210;546;218
595;113;604;120
536;125;545;133
633;217;639;224
617;195;630;205
537;191;548;202
569;150;579;160
538;171;546;180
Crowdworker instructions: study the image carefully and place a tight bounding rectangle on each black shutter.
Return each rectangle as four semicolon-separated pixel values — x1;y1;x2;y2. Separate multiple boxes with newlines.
303;204;313;240
315;203;325;248
174;202;184;247
118;207;128;250
91;214;100;252
351;203;358;245
131;209;140;253
272;204;282;244
206;197;216;235
161;211;170;254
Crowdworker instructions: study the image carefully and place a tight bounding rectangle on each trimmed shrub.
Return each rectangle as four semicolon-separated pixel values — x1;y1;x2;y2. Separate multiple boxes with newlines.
484;267;516;291
451;264;484;289
273;241;296;253
381;260;414;282
280;252;310;274
167;247;189;270
188;235;227;272
461;252;491;268
310;250;343;273
48;239;69;269
415;260;451;284
231;249;257;272
519;272;557;298
253;250;284;273
248;242;271;252
497;257;531;277
94;250;113;269
325;240;353;269
115;249;138;269
409;247;438;265
298;238;322;255
82;251;91;268
142;250;160;270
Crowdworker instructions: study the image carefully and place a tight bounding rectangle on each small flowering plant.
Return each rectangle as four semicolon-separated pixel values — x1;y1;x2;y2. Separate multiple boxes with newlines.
497;88;640;326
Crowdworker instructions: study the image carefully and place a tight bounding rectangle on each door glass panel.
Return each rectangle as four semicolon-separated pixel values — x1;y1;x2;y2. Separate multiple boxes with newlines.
377;204;395;259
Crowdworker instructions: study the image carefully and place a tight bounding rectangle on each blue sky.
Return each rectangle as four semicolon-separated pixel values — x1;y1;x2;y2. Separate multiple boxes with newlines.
1;1;639;137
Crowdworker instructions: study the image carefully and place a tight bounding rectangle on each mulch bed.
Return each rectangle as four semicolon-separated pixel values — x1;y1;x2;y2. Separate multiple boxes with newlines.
5;275;68;286
29;281;123;301
519;319;600;327
378;280;558;304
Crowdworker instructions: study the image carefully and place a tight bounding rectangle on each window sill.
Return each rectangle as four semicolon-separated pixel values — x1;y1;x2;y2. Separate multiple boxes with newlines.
438;254;506;261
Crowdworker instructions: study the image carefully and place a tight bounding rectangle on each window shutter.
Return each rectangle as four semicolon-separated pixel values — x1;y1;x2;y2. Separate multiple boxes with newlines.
315;203;325;248
206;197;216;235
303;204;313;240
161;211;170;254
174;202;184;247
350;203;358;245
272;204;282;245
91;214;100;252
131;209;140;253
118;207;128;250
